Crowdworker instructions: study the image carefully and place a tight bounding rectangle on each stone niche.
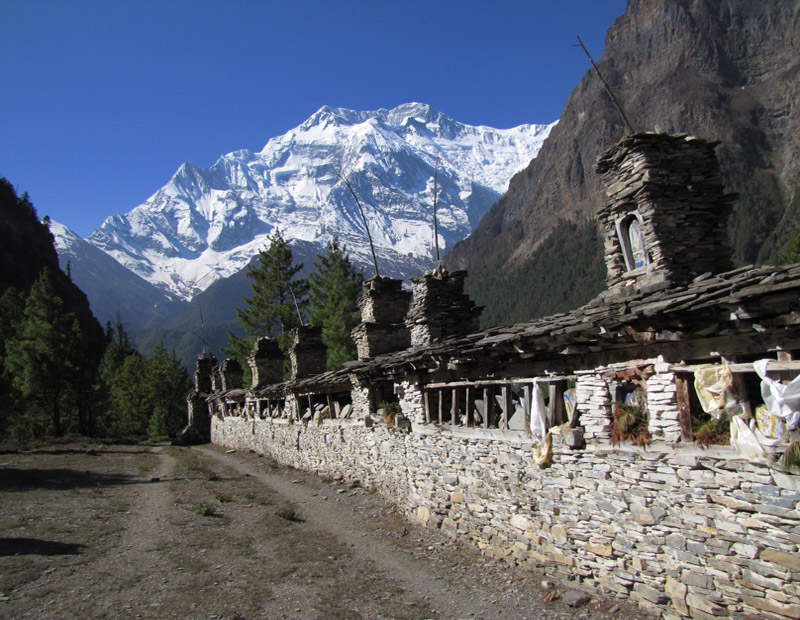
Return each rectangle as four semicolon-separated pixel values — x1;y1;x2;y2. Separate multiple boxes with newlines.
405;270;482;347
220;358;243;391
351;276;411;359
595;133;736;293
288;325;327;379
248;337;283;388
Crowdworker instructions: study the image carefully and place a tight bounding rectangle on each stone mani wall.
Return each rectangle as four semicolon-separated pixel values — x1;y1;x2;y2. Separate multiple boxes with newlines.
213;407;800;620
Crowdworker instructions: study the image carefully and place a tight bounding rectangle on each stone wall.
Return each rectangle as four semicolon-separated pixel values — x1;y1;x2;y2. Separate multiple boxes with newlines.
212;415;800;620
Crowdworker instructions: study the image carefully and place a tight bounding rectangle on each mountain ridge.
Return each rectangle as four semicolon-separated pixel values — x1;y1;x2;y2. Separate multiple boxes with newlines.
85;103;554;302
446;0;800;326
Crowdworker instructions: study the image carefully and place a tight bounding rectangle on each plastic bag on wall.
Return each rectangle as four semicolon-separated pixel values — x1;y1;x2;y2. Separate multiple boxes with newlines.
730;415;772;465
530;382;547;441
694;363;736;418
753;359;800;432
530;381;552;468
755;404;786;443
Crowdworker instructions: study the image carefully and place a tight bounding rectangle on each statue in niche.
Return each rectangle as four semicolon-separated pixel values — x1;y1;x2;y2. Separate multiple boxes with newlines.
628;219;649;269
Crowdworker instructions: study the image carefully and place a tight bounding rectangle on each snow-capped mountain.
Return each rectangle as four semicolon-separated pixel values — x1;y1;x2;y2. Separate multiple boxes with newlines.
88;103;554;301
50;220;185;330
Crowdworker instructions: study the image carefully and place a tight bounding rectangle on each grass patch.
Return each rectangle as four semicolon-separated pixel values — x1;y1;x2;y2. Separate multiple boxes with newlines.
195;503;217;517
275;507;304;523
693;413;730;446
611;403;651;447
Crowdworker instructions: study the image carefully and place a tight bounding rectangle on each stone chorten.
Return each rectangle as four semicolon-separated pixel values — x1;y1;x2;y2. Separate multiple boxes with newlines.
219;358;243;391
288;325;328;379
194;352;217;393
595;133;736;293
186;352;217;440
405;269;482;347
248;337;283;388
351;276;412;359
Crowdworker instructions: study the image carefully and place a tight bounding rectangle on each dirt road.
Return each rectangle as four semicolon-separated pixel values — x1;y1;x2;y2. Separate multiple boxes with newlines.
0;443;651;620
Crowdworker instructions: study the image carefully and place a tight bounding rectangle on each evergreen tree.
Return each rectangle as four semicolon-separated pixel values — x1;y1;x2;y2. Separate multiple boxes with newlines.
146;342;191;438
98;315;137;386
107;353;149;438
0;287;26;437
4;270;82;440
308;236;363;370
225;230;308;379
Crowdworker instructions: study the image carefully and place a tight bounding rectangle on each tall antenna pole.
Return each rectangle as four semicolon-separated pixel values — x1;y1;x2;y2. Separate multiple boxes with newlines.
199;303;209;356
432;156;441;265
333;166;380;278
576;35;635;135
288;284;304;325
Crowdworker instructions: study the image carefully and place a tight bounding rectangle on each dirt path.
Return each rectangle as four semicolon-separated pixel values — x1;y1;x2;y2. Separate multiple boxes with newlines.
200;445;522;620
0;443;652;620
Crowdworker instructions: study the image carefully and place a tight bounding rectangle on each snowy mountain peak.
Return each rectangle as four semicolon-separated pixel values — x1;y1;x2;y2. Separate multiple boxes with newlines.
87;103;555;301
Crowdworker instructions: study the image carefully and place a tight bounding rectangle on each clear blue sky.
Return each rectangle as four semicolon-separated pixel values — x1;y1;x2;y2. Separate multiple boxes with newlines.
1;0;627;237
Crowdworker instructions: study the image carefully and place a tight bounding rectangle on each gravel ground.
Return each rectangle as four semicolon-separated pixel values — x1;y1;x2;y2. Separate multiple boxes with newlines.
0;442;655;620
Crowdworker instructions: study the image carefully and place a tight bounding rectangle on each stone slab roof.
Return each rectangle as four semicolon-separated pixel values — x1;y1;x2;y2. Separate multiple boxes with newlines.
239;261;800;399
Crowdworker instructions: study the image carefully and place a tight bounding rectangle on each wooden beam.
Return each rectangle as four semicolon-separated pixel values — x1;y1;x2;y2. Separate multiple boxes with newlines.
522;384;532;430
426;376;573;389
548;381;566;427
502;386;512;430
424;390;432;424
675;376;693;442
672;360;800;373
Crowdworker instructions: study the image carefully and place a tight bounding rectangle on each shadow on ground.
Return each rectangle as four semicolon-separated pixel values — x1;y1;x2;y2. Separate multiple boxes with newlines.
0;467;173;491
0;537;85;556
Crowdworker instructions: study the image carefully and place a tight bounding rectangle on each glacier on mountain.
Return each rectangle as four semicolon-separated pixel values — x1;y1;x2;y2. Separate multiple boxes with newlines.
87;103;554;301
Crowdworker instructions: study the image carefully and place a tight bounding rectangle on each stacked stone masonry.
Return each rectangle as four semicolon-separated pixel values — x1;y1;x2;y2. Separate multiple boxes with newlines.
213;415;800;620
204;134;800;620
596;134;735;291
405;271;482;347
352;276;411;359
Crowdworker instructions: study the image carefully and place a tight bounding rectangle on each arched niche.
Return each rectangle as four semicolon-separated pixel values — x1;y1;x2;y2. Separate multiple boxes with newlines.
615;213;650;273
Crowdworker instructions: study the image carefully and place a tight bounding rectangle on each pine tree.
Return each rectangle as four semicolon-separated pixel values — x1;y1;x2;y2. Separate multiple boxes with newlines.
224;230;308;379
308;236;363;370
4;270;79;439
108;353;149;438
99;315;137;386
146;342;191;437
0;287;26;437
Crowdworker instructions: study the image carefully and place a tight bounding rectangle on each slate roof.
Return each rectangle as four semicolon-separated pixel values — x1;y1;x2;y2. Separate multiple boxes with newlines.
235;261;800;400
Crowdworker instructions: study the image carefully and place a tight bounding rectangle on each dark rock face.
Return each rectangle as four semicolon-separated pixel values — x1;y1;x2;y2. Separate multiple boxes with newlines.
446;0;800;325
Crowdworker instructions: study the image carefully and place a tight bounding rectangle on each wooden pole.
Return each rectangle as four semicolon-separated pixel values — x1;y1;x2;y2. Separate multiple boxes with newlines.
432;156;441;265
333;166;380;278
576;35;635;135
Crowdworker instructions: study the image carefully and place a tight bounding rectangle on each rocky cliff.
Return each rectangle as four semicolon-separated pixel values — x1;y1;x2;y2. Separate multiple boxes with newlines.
446;0;800;326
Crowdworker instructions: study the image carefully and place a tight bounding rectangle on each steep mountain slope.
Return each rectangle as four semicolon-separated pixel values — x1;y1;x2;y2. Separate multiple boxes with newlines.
446;0;800;326
0;179;103;353
88;103;553;301
50;221;186;330
134;240;323;367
